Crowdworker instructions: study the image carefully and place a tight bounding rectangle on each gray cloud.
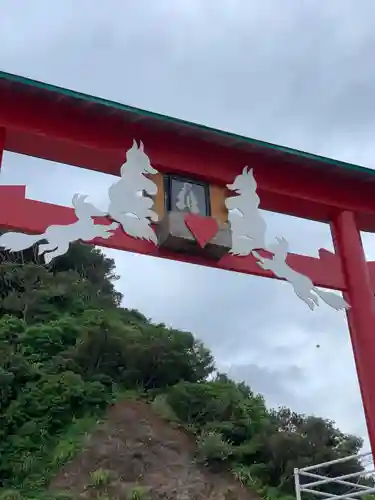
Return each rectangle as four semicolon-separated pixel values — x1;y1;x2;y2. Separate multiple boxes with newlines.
0;0;374;450
227;363;307;409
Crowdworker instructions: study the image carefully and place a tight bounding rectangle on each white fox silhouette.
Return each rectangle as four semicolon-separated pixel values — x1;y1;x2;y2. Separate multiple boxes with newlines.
0;194;119;264
225;167;266;256
253;237;350;311
107;140;159;244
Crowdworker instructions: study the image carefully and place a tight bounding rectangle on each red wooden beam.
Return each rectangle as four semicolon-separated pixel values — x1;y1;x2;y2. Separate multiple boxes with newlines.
2;88;375;230
0;186;345;291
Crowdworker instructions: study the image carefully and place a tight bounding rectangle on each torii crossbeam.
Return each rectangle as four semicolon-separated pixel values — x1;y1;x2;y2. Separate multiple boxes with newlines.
0;71;375;455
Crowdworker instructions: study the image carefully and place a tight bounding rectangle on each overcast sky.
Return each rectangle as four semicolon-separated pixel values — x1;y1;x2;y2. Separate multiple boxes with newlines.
1;0;375;454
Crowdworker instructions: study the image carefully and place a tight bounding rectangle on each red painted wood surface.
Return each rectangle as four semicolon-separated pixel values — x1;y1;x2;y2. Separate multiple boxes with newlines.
0;185;344;290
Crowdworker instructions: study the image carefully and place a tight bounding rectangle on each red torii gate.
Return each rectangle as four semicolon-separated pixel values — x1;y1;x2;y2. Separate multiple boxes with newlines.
0;71;375;455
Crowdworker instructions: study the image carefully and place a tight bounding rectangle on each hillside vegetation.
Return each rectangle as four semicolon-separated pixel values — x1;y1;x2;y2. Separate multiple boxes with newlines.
0;241;367;500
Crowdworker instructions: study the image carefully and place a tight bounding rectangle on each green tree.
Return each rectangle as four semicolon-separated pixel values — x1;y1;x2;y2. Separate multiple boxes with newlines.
254;407;364;493
51;243;122;307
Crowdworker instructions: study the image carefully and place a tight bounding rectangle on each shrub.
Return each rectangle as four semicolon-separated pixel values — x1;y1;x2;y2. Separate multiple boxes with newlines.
231;464;253;486
151;394;180;423
0;490;24;500
196;431;233;465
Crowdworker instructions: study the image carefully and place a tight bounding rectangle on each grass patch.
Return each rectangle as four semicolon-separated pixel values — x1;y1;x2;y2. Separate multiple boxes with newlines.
3;415;103;497
51;416;99;468
0;490;24;500
151;394;180;423
89;469;112;489
127;486;148;500
0;490;75;500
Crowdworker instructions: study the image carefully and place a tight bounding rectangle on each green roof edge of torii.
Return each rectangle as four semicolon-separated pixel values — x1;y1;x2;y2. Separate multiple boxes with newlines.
0;69;373;179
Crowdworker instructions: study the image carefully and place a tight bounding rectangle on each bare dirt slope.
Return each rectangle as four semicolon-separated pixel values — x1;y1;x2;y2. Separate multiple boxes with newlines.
50;400;260;500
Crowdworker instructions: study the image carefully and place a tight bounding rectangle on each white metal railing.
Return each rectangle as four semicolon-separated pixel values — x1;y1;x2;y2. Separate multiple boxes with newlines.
294;452;375;500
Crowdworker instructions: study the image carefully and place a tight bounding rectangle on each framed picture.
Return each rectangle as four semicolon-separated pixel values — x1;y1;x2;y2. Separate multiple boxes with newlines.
164;175;211;217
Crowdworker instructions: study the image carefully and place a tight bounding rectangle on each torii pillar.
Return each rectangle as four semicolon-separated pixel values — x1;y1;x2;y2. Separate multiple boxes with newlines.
332;211;375;456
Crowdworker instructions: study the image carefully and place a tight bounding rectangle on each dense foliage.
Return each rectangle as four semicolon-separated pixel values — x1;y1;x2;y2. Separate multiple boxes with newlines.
0;242;366;499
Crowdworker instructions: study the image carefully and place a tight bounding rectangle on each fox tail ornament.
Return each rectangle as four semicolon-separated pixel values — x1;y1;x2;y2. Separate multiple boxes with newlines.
313;287;350;311
0;232;44;252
